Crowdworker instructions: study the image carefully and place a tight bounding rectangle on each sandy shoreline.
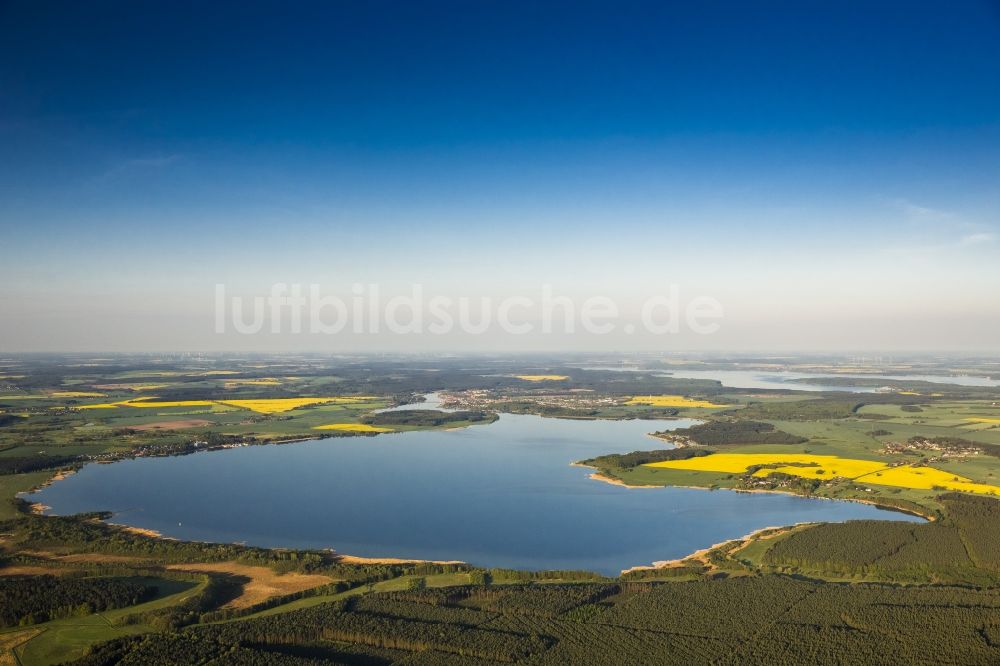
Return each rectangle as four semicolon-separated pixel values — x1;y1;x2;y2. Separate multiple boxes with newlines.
620;523;805;575
570;462;661;488
108;523;167;539
333;554;465;566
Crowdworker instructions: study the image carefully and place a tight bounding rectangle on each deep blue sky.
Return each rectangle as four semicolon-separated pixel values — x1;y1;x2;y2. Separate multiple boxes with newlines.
1;1;999;351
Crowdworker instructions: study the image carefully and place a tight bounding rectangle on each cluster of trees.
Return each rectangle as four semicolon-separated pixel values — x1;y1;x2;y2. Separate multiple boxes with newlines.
734;399;863;420
487;568;608;583
668;420;807;445
363;409;497;427
580;447;708;470
462;584;618;616
0;454;80;475
0;575;156;626
200;581;354;623
197;600;547;662
3;514;479;588
119;574;246;630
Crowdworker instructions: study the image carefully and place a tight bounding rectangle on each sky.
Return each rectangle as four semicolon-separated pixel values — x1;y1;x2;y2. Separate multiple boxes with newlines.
1;0;999;353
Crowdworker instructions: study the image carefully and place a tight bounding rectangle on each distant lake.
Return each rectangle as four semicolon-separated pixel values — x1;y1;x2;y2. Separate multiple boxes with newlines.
664;370;1000;392
29;413;920;575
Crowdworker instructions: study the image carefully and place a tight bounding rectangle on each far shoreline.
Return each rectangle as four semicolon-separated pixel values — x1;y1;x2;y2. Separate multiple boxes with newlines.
573;460;936;521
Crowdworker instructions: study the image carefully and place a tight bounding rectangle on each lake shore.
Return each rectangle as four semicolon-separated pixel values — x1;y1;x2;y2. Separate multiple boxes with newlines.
620;523;804;575
576;461;936;521
333;554;465;566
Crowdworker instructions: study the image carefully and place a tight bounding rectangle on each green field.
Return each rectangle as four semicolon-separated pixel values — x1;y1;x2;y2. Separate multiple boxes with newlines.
3;355;1000;664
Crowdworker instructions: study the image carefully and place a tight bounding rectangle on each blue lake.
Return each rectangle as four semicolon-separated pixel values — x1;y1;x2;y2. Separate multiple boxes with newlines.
29;414;921;576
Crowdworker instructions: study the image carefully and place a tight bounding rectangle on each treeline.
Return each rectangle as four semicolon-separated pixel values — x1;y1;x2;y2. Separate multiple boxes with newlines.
194;600;546;662
667;420;807;445
488;568;608;583
114;573;245;630
761;494;1000;583
3;513;326;573
464;584;617;616
0;454;80;475
0;575;156;627
731;399;863;420
580;447;709;470
498;401;683;420
363;409;497;427
1;513;475;584
376;583;618;617
200;580;356;623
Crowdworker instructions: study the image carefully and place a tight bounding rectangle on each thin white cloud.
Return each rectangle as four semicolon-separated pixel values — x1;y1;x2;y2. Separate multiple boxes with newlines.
91;154;182;184
958;232;996;246
892;198;957;225
879;197;997;257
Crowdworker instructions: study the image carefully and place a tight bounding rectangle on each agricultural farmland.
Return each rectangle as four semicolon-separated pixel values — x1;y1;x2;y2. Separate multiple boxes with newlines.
2;353;1000;665
626;395;728;408
645;452;1000;496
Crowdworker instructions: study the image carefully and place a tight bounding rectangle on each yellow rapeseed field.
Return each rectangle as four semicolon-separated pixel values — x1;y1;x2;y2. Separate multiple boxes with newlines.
515;375;569;381
223;378;282;388
75;400;132;409
49;391;106;398
627;395;727;408
313;423;392;433
967;418;1000;424
644;452;1000;495
216;397;376;414
855;466;999;495
78;396;377;413
79;398;216;409
646;453;876;474
751;460;890;478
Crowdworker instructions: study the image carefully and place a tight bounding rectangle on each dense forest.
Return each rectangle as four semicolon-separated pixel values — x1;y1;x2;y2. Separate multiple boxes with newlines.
761;494;1000;583
663;420;807;445
726;399;863;420
68;577;1000;665
580;447;709;470
0;575;156;627
363;410;497;427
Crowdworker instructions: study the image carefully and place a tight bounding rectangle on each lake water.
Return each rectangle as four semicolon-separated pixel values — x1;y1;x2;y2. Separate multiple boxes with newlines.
28;414;920;575
665;370;1000;392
